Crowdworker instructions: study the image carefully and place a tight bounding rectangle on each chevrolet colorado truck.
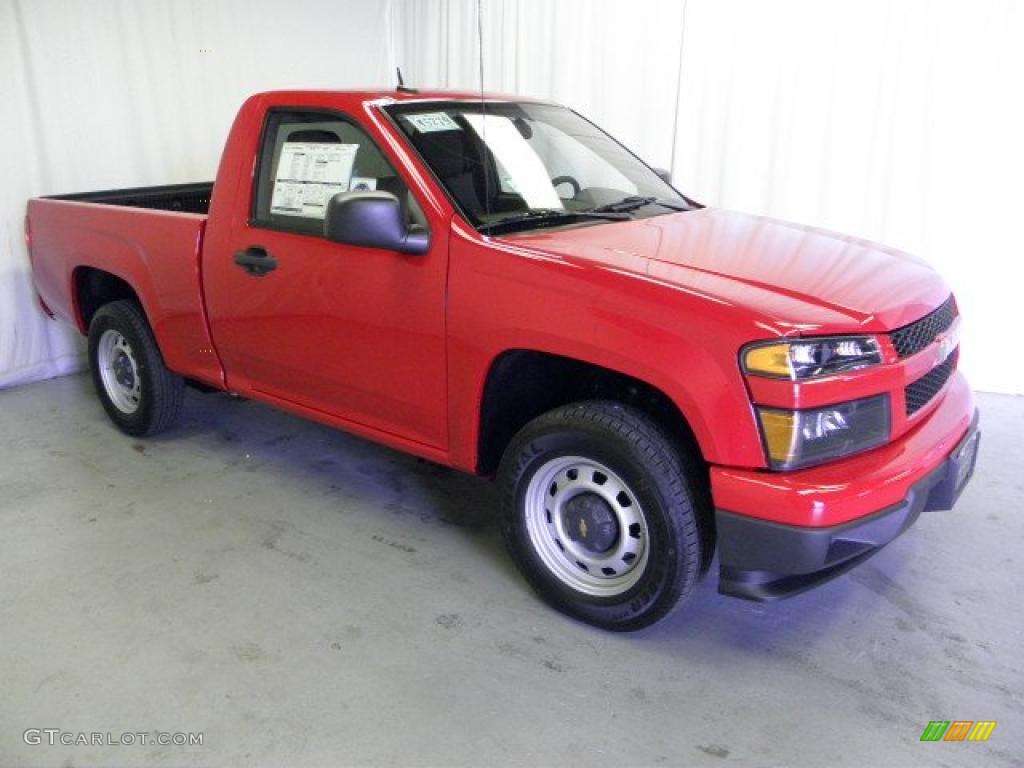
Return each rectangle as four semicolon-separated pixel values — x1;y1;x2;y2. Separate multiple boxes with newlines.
26;89;980;630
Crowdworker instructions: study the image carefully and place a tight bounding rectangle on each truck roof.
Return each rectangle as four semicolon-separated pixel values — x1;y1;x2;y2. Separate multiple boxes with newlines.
251;88;552;108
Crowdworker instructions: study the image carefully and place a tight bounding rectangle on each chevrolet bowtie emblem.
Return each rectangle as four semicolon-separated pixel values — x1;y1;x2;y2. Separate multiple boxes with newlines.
936;334;955;366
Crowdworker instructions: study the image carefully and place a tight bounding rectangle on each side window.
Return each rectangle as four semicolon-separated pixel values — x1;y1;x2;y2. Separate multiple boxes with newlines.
252;110;424;236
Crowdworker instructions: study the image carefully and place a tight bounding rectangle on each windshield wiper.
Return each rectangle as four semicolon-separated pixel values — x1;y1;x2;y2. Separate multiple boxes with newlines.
588;196;690;214
478;208;630;235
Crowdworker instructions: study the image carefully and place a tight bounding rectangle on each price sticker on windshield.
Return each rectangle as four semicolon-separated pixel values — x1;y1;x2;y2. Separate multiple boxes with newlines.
406;112;461;133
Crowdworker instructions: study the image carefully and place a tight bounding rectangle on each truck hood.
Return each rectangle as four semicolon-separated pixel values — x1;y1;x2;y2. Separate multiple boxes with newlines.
507;208;950;334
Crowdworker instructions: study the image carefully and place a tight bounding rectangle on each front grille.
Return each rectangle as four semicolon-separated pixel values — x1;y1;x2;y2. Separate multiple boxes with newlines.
889;296;957;358
905;349;957;416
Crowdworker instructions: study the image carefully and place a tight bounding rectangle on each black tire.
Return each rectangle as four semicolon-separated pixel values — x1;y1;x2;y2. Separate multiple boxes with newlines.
88;300;184;436
495;403;704;630
498;401;704;631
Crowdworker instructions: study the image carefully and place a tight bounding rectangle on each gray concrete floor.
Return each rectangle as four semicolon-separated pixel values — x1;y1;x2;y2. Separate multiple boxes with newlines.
0;373;1021;768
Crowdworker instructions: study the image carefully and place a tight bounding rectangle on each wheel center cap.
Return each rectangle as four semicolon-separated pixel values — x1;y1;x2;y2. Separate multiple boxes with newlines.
563;493;618;553
113;352;134;387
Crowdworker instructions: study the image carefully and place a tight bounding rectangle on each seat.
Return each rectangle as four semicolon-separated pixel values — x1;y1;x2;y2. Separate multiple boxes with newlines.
412;128;494;217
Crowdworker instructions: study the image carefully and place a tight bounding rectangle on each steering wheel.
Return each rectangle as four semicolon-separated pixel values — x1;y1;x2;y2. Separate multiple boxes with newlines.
551;175;582;198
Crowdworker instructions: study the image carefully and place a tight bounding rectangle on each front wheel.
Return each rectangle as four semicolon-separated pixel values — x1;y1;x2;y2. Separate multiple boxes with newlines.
498;401;704;631
88;300;184;436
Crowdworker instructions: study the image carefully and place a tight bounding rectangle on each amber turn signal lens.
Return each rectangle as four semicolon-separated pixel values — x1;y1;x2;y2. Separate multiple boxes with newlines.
743;343;793;378
757;409;800;466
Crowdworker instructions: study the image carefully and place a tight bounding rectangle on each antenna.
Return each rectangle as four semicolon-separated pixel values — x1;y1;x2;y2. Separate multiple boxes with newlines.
396;66;417;94
477;0;492;219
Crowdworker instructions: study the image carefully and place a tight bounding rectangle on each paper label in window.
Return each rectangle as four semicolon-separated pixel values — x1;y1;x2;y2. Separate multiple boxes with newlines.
405;112;460;133
270;142;358;218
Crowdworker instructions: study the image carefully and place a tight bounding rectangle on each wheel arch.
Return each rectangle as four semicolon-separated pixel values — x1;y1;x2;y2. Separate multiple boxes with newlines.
477;348;717;574
476;349;707;477
73;266;143;332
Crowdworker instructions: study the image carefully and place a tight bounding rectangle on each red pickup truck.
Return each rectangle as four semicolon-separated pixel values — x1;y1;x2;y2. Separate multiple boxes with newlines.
27;89;979;630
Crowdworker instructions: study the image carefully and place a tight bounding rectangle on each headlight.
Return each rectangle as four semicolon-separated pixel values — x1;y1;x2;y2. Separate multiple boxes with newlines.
757;395;890;470
743;336;883;380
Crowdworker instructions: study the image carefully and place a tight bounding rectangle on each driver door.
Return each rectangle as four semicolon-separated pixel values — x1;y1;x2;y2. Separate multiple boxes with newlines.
203;108;448;449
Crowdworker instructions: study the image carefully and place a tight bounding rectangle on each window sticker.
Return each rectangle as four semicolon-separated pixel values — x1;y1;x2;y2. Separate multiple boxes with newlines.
270;142;359;219
405;112;461;133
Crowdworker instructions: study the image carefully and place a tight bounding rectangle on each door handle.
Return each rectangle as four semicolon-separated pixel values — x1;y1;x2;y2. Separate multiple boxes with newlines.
233;246;277;277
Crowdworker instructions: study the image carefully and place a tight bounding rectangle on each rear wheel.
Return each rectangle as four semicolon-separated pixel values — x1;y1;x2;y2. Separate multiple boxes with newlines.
88;300;183;436
498;401;704;631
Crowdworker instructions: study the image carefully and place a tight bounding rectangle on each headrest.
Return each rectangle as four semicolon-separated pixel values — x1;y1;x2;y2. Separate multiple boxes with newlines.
288;129;340;143
414;130;471;178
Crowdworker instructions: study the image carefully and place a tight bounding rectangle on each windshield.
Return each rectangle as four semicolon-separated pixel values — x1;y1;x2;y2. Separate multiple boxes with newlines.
385;101;695;233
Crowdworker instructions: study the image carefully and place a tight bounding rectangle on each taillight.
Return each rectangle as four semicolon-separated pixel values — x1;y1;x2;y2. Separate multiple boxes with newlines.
24;215;32;254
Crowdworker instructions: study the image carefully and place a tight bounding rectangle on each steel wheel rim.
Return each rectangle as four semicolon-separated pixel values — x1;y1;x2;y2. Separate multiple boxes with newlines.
97;329;141;414
524;455;650;597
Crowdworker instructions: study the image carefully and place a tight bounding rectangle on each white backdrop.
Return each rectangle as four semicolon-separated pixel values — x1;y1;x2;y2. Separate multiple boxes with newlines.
400;0;1024;395
3;0;1023;394
0;0;398;388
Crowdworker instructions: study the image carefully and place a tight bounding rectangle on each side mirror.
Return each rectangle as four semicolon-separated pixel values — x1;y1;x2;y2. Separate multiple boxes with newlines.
652;167;672;185
324;191;429;255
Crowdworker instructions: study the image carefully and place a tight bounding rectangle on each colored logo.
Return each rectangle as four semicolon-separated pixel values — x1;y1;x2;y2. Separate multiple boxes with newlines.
920;721;997;742
935;333;956;366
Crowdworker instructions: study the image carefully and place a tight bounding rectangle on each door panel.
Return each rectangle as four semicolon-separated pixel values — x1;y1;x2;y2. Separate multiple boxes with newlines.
203;109;449;449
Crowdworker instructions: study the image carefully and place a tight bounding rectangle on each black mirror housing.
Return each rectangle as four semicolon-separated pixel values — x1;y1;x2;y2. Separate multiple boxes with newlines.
324;191;429;255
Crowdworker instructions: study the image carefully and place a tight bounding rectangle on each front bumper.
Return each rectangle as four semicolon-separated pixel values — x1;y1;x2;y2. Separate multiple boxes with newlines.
712;373;979;600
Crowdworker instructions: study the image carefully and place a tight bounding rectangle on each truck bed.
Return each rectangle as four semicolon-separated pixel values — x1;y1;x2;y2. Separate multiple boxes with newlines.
45;182;214;215
27;187;222;388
